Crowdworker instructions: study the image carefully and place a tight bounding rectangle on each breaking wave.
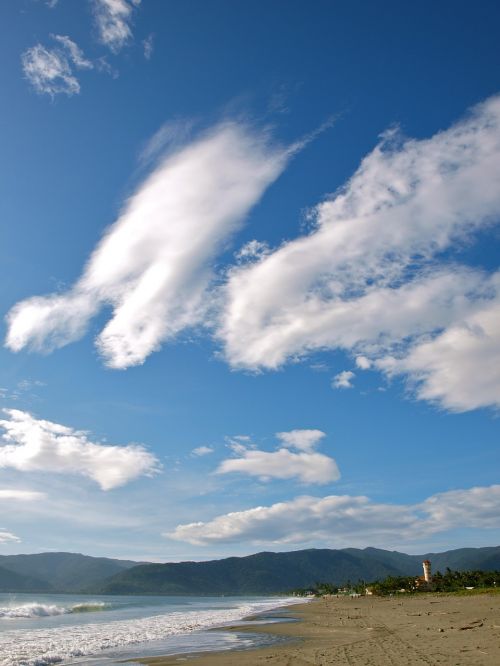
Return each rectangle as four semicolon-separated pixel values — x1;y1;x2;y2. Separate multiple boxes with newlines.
0;602;111;619
0;597;303;666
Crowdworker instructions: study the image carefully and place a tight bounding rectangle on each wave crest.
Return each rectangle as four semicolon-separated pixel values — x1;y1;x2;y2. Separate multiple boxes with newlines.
0;601;111;619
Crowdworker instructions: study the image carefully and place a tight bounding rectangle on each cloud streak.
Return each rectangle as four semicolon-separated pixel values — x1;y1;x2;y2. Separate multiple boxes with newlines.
219;95;500;411
191;446;214;457
5;123;289;368
5;94;500;411
0;409;159;490
168;484;500;546
0;489;46;501
0;529;20;544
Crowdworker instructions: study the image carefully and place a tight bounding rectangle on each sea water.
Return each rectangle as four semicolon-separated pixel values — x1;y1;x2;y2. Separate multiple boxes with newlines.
0;592;302;666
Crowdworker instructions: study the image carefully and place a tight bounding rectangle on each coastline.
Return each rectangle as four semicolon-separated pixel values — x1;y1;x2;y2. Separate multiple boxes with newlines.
134;593;500;665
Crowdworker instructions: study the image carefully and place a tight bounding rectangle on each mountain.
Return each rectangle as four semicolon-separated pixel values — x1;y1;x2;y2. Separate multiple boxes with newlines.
94;545;500;595
426;547;500;572
0;565;52;593
0;552;142;592
2;546;498;595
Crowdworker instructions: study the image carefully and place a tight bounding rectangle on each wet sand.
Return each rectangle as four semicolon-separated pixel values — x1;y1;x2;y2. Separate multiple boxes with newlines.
136;593;500;665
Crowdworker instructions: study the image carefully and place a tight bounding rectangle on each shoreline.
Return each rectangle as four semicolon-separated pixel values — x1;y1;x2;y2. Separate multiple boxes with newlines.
134;593;500;665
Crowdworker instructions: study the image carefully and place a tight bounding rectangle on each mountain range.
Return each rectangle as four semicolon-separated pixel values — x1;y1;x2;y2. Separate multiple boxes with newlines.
0;552;139;593
0;546;499;595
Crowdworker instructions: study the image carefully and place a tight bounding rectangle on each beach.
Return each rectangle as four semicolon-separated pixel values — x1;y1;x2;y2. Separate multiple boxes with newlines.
0;593;300;666
138;593;500;665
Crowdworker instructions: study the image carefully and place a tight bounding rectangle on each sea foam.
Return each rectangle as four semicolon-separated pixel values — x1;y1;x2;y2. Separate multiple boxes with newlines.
0;597;302;666
0;602;111;619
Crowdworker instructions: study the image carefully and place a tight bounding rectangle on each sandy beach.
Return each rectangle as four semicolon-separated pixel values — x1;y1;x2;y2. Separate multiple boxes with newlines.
137;593;500;665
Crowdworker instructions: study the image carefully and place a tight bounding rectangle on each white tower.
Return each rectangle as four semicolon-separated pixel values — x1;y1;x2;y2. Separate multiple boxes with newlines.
422;560;432;583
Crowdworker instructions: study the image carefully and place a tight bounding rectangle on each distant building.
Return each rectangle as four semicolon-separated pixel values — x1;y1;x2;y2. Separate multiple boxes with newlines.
415;559;433;589
423;559;432;582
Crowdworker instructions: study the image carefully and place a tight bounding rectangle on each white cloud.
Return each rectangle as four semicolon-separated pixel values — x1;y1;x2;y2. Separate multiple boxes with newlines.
92;0;140;53
0;489;46;501
421;485;500;532
6;123;289;368
218;95;500;411
355;355;371;370
21;36;92;97
235;239;270;263
168;494;414;545
216;429;338;484
138;119;195;167
275;429;325;451
52;35;93;69
378;280;500;411
142;33;153;60
168;484;500;546
0;529;20;544
216;449;339;484
22;44;80;96
332;370;355;389
191;446;214;457
0;409;159;490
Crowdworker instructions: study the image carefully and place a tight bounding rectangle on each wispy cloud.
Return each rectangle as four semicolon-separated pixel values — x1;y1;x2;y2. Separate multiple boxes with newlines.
0;489;46;501
168;484;500;546
92;0;141;53
6;123;289;368
0;529;20;544
191;446;214;457
0;409;160;490
216;429;339;484
142;33;153;60
6;91;500;411
0;378;47;403
234;239;270;263
52;35;93;69
218;95;500;411
22;44;80;96
138;119;195;167
21;35;92;97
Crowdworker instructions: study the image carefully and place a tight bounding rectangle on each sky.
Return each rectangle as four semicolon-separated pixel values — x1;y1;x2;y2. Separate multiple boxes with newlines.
0;0;499;562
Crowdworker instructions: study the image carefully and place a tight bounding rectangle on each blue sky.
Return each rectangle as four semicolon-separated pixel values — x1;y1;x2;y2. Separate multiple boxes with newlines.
0;0;499;562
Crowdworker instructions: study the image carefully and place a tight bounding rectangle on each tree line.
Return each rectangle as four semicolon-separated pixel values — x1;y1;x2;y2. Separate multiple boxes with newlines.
290;568;500;596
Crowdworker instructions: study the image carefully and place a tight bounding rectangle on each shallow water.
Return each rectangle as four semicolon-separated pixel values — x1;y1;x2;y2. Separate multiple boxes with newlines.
0;593;301;666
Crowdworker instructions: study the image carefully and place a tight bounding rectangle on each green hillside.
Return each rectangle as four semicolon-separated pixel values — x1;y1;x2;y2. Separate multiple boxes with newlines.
2;546;499;595
0;565;52;592
0;552;141;592
94;546;500;595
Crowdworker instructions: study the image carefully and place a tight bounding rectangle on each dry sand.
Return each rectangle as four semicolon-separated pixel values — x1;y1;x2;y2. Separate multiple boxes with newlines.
137;593;500;665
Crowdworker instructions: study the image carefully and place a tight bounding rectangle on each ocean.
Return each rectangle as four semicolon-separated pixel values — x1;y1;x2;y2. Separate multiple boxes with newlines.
0;592;301;666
